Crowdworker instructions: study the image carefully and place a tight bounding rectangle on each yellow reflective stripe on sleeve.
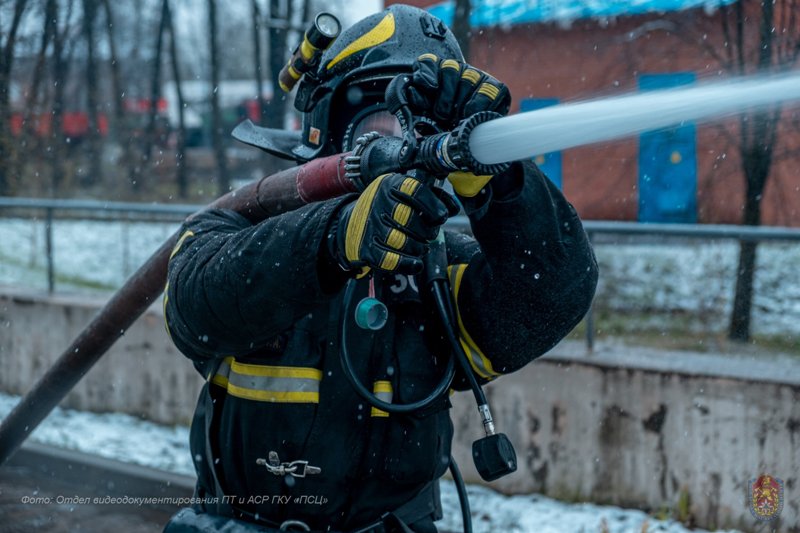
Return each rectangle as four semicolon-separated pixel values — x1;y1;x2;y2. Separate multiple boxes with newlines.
211;374;229;388
327;13;396;70
371;380;393;417
230;360;322;380
170;230;195;260
447;264;499;380
461;69;481;84
224;386;318;403
211;356;321;403
417;53;438;62
477;83;500;100
162;282;174;341
162;282;169;316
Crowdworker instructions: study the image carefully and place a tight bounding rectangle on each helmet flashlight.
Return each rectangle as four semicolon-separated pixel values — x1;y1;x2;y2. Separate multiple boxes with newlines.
278;12;341;93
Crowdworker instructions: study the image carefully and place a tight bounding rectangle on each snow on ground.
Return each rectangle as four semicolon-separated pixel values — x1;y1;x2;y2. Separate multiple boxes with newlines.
0;392;739;533
0;218;174;292
595;240;800;337
1;217;799;337
0;392;193;476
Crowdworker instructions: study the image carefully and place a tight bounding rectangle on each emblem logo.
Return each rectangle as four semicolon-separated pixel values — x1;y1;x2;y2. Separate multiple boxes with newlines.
309;127;321;145
749;474;784;522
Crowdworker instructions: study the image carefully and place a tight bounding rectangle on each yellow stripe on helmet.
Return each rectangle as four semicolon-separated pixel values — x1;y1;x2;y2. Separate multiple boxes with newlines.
327;13;396;70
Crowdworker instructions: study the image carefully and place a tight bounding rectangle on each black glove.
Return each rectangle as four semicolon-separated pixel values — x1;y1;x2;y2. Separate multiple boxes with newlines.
335;174;459;275
407;54;512;197
406;54;512;130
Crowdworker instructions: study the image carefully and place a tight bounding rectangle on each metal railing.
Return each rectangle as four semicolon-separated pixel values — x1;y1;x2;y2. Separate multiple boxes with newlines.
0;198;195;293
2;196;800;351
579;223;800;351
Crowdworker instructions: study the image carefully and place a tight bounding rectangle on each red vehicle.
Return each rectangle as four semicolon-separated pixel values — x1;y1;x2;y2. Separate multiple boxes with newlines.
10;112;109;139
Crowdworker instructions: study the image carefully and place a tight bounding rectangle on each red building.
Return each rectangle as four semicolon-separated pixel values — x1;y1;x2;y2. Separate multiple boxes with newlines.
387;0;800;226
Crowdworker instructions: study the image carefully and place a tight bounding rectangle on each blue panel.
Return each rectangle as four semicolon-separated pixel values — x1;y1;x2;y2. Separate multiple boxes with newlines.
427;0;737;28
520;98;562;189
638;73;697;223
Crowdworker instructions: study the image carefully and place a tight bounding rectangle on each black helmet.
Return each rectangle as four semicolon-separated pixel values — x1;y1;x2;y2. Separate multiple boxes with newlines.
233;5;463;162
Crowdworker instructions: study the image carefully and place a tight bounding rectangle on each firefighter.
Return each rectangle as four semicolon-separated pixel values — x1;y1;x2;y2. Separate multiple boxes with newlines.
163;4;597;532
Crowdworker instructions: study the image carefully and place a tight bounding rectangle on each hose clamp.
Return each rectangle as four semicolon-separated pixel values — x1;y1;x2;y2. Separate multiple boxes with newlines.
344;131;382;191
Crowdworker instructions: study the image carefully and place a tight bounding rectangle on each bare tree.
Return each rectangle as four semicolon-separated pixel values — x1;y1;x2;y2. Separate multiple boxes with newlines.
139;0;170;192
208;0;229;195
19;0;57;181
81;0;103;186
252;0;266;123
49;0;76;194
100;0;138;194
265;0;292;130
165;0;189;198
719;1;794;342
0;0;29;195
676;0;799;341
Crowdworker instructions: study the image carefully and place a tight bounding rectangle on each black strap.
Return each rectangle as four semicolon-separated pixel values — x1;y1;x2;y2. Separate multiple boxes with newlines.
390;482;439;530
350;482;438;533
200;359;235;517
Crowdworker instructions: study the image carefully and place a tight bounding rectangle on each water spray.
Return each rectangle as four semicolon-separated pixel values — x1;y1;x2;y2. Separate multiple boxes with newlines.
470;73;800;165
360;72;800;181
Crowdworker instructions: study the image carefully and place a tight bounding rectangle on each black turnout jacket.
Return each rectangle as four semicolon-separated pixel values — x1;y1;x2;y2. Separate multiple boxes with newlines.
164;161;598;531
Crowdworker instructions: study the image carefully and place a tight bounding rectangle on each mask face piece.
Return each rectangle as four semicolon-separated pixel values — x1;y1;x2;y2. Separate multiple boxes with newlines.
342;107;403;151
354;110;403;139
330;74;396;152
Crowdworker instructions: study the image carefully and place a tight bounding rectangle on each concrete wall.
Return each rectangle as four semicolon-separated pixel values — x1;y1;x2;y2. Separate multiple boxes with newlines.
1;289;798;530
450;348;800;531
0;289;204;425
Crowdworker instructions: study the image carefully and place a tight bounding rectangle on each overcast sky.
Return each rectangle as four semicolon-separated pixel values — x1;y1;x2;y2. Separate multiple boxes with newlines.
343;0;384;27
